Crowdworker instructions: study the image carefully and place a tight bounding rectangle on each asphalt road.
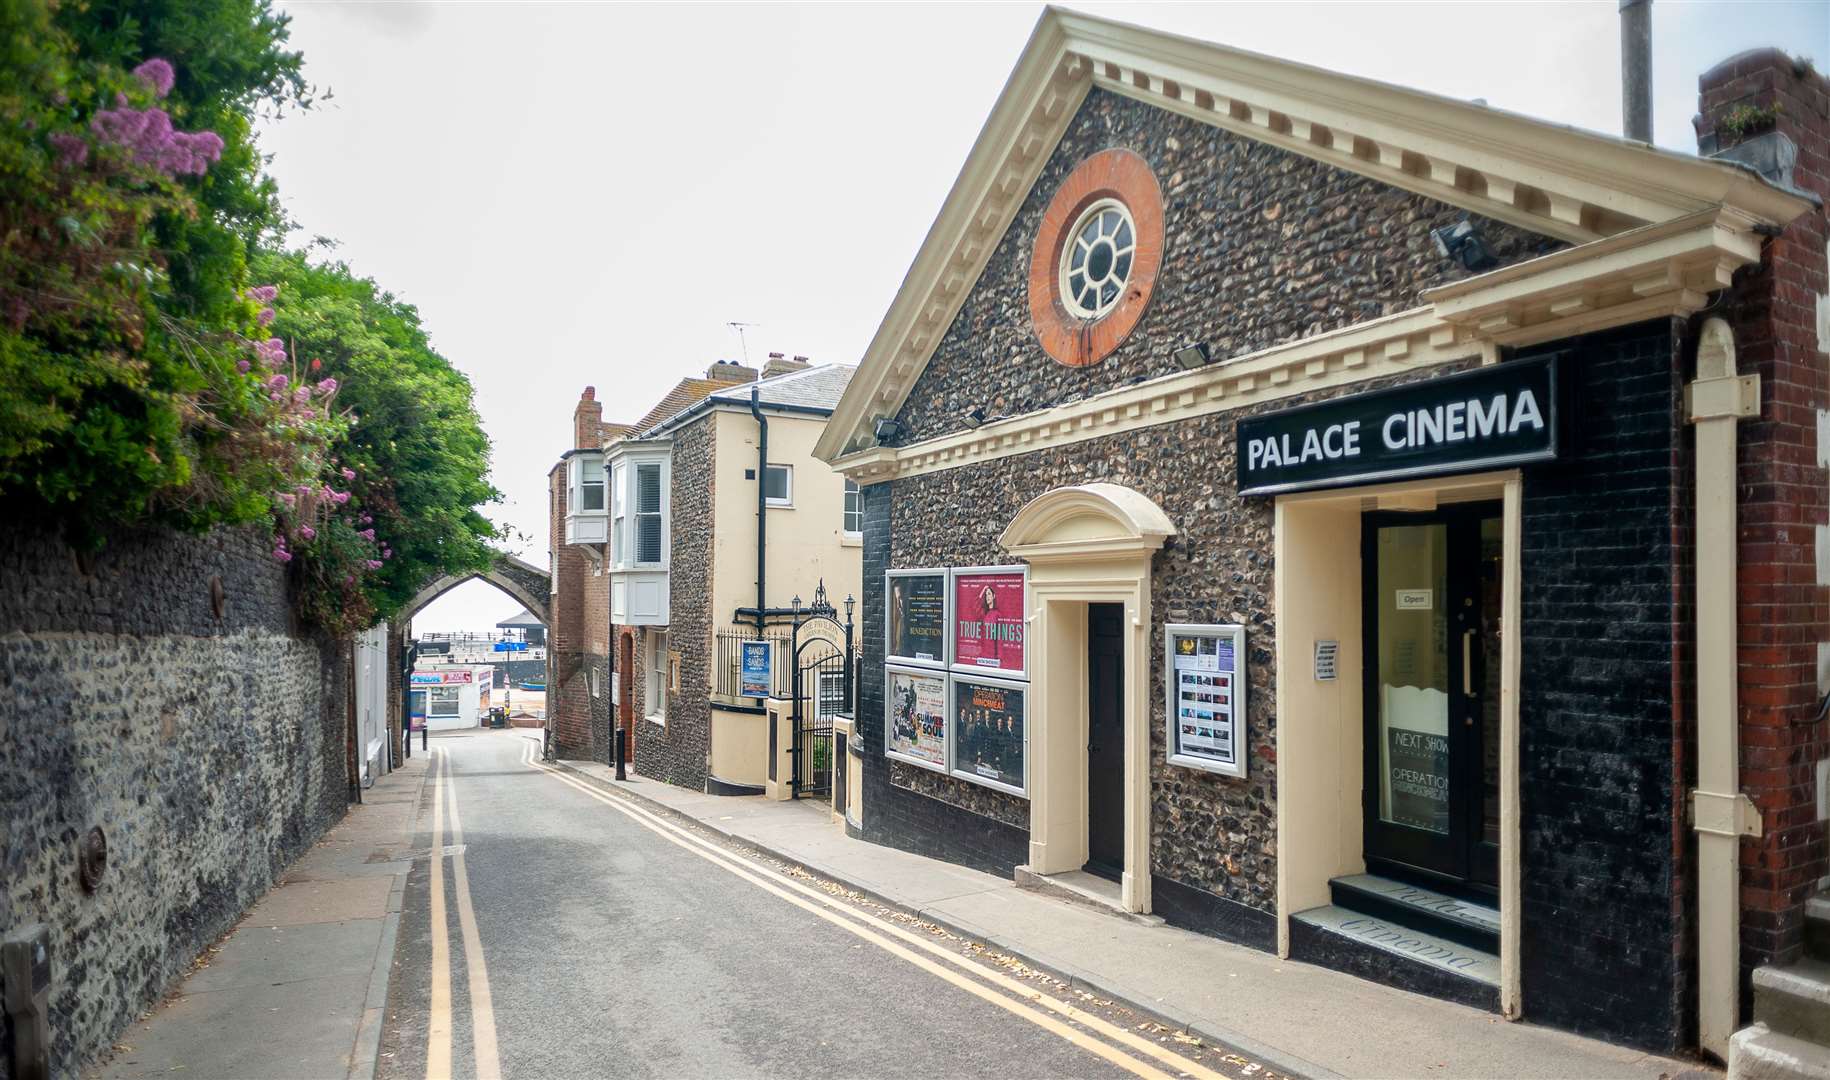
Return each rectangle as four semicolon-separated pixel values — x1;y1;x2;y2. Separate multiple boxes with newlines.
375;731;1246;1080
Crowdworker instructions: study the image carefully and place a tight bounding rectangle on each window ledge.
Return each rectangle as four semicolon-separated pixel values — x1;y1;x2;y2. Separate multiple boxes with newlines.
645;713;666;727
840;533;863;548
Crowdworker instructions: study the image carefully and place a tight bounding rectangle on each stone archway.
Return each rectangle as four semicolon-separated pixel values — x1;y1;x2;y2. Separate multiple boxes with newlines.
402;553;549;627
388;554;551;749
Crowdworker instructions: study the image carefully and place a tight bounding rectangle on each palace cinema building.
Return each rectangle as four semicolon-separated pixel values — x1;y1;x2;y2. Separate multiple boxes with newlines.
814;9;1828;1060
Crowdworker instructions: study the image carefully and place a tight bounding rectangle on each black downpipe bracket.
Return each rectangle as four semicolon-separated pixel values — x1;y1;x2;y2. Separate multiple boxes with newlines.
750;387;768;637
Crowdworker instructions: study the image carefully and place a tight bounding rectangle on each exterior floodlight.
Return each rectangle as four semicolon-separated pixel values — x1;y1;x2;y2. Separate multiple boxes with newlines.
962;407;987;429
1173;342;1213;370
1430;218;1498;272
873;417;904;444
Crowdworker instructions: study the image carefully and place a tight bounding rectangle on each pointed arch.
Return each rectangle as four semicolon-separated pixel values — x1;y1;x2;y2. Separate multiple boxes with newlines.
402;554;549;627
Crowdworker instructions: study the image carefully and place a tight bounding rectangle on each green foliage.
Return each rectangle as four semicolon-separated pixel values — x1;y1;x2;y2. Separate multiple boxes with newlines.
0;0;318;546
1718;101;1782;139
254;249;501;635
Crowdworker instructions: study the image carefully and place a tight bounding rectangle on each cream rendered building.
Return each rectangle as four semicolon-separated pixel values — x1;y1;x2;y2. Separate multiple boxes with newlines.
596;359;862;795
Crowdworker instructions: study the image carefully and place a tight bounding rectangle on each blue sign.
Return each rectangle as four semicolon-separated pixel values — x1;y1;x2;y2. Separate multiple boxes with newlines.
493;641;528;652
738;641;773;699
409;673;441;685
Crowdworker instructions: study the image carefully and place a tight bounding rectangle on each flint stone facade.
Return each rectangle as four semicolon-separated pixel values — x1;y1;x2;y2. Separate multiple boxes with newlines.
0;521;350;1078
889;87;1560;448
634;414;715;790
851;78;1711;1050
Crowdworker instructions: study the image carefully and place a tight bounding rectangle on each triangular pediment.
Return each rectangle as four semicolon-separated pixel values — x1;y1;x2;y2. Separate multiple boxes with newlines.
815;6;1808;466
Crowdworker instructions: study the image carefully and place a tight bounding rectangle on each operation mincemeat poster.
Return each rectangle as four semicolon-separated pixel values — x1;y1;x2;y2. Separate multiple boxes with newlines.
954;572;1024;673
887;668;947;769
953;679;1025;793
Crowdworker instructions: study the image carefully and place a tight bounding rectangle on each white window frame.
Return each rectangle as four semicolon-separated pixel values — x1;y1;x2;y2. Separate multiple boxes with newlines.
610;461;626;564
428;685;461;717
764;463;793;508
567;452;607;516
842;478;862;536
635;461;666;564
646;630;668;724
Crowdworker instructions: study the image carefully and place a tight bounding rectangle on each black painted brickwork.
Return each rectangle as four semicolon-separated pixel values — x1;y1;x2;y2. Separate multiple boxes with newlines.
1517;319;1688;1051
854;481;1030;876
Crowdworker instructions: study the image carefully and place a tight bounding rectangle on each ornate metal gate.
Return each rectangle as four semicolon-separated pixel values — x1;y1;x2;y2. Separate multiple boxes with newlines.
788;585;854;800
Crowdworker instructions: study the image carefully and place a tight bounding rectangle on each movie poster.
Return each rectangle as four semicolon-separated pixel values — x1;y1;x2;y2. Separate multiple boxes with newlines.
1165;624;1247;778
953;570;1025;674
886;667;947;770
952;678;1026;794
887;572;947;664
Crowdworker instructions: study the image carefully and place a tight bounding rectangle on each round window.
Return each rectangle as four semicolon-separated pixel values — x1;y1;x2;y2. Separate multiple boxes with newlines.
1059;199;1136;320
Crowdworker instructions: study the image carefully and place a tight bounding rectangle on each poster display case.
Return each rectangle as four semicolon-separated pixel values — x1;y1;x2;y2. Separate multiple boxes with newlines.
950;675;1027;796
884;665;948;771
1164;623;1247;778
951;566;1027;678
886;570;949;667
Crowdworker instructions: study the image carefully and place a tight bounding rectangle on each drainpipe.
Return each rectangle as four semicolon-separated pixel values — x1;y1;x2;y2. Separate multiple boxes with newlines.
1687;316;1763;1058
750;386;768;636
1619;0;1652;142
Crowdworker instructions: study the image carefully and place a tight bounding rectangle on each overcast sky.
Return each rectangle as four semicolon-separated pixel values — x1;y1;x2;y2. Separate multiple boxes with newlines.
257;1;1826;634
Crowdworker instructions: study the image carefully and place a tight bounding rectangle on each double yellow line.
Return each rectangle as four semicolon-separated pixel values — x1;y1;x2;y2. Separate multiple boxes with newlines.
426;747;502;1080
516;738;1227;1080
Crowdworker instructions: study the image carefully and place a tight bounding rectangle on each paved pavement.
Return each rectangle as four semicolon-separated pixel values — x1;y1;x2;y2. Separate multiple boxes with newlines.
94;751;429;1080
555;751;1719;1080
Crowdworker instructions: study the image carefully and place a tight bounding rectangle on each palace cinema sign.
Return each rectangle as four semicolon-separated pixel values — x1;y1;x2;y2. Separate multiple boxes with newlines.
1235;356;1559;495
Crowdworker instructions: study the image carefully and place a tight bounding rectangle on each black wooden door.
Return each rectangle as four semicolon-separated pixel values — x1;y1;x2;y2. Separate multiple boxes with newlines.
1086;603;1126;881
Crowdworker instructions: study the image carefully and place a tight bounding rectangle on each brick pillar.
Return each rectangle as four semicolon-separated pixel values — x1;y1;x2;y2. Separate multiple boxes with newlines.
1694;49;1830;990
548;463;593;760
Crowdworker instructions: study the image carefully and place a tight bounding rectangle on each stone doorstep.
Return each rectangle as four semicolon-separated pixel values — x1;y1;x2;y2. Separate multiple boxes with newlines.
1291;904;1501;990
1728;1023;1830;1080
1755;959;1830;1046
1805;895;1830;961
1013;866;1166;927
1329;873;1501;951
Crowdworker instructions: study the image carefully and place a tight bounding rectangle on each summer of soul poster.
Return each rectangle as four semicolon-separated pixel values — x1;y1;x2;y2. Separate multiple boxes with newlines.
953;679;1025;792
954;571;1024;673
887;668;947;769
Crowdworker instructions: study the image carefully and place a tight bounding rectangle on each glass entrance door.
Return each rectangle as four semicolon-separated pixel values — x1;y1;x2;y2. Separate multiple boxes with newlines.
1361;503;1501;893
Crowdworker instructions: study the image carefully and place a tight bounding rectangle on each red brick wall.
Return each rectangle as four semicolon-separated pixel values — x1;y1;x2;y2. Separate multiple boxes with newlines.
1695;49;1830;988
548;463;595;760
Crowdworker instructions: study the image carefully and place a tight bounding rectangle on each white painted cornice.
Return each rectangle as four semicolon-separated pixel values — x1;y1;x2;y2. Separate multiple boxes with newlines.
814;6;1816;469
832;204;1778;486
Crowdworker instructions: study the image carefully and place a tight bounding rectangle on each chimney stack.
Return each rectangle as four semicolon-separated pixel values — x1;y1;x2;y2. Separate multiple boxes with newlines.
706;360;756;383
762;353;813;379
573;387;603;449
1620;0;1653;142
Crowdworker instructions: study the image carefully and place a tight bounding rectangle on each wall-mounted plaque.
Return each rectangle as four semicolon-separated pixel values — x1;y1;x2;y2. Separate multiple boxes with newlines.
951;675;1027;796
1165;623;1247;778
1314;639;1338;681
885;666;948;772
886;570;948;666
953;567;1026;677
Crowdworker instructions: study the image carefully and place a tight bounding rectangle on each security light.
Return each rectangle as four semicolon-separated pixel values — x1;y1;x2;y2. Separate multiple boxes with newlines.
1430;218;1498;272
962;407;987;429
1173;342;1213;370
873;417;905;444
